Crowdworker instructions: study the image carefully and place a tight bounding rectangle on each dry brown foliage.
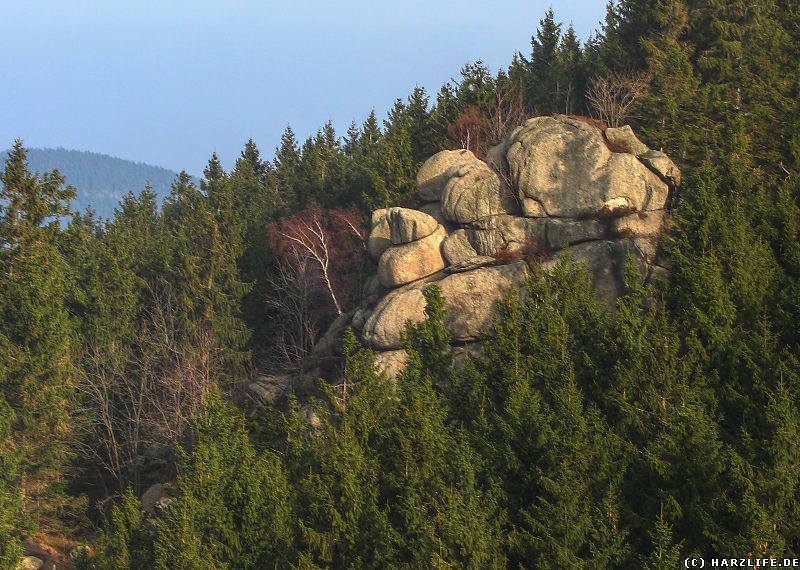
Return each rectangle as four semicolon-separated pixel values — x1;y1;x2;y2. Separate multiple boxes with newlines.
564;114;609;131
493;236;555;268
521;236;556;265
447;105;493;159
597;204;638;220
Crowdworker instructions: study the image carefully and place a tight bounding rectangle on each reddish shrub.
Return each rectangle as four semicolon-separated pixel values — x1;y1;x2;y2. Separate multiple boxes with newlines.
447;105;493;159
565;114;609;131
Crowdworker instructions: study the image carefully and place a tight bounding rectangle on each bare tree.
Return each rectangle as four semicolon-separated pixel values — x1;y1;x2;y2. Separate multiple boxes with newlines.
585;71;651;127
138;287;219;445
75;341;147;496
273;206;344;315
489;83;527;144
264;249;323;371
265;206;367;371
75;284;221;498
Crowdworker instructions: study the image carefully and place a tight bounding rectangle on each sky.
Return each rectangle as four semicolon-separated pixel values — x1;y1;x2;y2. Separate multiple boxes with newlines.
1;1;607;176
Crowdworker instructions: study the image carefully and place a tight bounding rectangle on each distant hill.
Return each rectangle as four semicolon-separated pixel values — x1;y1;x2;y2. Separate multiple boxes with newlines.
0;147;196;220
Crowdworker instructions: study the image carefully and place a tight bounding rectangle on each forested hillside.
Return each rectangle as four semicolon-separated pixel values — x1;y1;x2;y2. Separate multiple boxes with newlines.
2;1;800;568
0;148;188;219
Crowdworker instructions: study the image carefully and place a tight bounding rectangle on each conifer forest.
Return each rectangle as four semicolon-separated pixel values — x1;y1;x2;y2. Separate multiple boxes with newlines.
2;1;800;568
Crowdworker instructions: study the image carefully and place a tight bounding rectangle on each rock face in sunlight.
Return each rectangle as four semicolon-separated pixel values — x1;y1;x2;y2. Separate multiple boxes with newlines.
247;115;679;401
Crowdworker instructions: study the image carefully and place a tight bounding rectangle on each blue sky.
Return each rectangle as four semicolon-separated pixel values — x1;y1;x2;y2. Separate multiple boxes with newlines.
1;1;607;176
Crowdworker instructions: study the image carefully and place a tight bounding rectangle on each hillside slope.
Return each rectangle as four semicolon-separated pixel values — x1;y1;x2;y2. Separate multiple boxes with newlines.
0;147;191;218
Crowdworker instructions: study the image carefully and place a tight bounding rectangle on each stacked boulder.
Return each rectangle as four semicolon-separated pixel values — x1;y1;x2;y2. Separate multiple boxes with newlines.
369;207;448;288
360;115;678;377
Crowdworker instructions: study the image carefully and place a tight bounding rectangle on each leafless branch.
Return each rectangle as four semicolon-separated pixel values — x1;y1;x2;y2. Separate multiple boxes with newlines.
75;284;221;496
585;71;651;128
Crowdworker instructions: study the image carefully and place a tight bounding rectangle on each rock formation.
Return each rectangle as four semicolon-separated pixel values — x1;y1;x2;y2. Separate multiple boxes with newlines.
248;115;679;403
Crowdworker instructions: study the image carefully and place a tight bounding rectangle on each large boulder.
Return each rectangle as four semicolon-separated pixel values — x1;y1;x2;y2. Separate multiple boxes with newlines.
453;342;486;368
507;116;611;217
367;213;391;262
445;256;496;274
639;150;682;188
604;125;649;155
610;210;666;238
141;483;168;516
521;197;548;217
438;261;529;341
309;310;355;362
485;141;508;173
248;374;292;406
417;149;473;202
374;349;409;379
362;287;429;350
417;201;449;228
442;229;479;265
243;112;685;434
351;307;371;331
371;208;388;229
18;557;43;570
363;262;528;349
506;115;669;217
602;153;669;212
440;157;507;224
378;225;447;288
388;207;438;245
363;274;383;305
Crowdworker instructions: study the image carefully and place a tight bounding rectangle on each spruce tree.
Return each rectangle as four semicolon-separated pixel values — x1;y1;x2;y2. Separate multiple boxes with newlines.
201;153;252;376
316;121;348;207
454;61;496;117
154;396;294;569
354;103;416;208
272;126;301;214
0;140;78;530
641;511;683;569
84;488;156;570
291;330;395;568
557;24;586;115
232;140;282;359
0;392;25;567
474;261;627;568
405;86;438;163
529;9;562;114
346;110;388;212
429;83;460;148
161;166;251;386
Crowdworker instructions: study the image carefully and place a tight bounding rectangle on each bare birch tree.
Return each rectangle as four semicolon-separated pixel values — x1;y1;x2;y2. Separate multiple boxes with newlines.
266;206;367;370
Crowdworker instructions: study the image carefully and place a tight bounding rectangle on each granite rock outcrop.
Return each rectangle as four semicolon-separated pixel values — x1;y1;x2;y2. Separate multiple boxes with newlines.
248;115;678;402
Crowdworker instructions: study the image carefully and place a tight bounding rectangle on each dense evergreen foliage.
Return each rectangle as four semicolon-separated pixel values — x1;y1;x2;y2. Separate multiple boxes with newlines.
2;0;800;566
